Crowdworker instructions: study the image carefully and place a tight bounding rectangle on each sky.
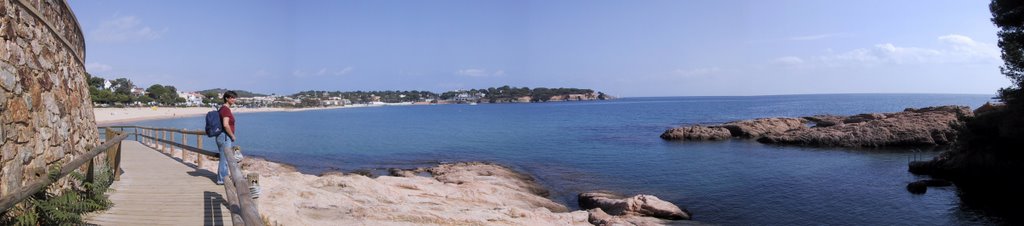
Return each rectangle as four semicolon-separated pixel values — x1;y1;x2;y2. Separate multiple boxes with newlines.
68;0;1007;97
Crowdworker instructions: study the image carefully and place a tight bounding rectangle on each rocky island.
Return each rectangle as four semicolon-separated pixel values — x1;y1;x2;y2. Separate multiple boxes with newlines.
661;105;971;148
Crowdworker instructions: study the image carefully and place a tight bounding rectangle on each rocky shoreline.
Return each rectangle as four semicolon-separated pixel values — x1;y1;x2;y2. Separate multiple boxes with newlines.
661;105;972;148
238;158;699;226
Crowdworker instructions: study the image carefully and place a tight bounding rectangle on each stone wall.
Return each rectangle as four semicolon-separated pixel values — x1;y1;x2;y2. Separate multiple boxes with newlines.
0;0;95;196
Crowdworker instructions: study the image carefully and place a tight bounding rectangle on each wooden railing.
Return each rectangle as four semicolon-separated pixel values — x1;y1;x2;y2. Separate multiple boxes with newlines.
0;129;128;212
102;126;262;226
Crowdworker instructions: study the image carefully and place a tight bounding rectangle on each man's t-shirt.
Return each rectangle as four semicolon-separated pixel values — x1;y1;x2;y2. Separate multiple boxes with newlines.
219;105;236;135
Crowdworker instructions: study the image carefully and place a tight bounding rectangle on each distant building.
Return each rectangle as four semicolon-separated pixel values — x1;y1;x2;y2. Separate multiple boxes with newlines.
177;92;205;106
452;92;485;102
131;87;146;96
321;97;346;106
238;96;275;107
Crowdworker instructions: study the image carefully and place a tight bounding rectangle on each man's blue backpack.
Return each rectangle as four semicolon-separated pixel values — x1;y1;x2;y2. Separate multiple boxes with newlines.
205;108;223;137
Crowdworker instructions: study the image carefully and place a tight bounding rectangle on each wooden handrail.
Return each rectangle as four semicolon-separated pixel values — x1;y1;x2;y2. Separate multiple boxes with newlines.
99;126;263;226
222;146;262;225
135;133;219;157
105;125;206;135
0;132;128;212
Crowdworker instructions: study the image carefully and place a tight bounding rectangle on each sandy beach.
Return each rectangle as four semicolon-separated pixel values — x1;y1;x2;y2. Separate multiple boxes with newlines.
93;106;359;126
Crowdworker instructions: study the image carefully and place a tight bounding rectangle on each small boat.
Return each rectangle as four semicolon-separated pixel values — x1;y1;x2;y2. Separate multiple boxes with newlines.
469;102;478;105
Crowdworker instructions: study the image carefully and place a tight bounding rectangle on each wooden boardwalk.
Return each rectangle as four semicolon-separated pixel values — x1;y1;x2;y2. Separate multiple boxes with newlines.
85;140;232;226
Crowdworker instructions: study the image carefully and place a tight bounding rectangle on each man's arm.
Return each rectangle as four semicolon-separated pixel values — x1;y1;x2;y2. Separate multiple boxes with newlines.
222;116;236;141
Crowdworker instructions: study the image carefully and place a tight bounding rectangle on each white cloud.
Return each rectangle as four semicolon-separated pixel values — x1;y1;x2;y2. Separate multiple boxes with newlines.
779;34;999;68
294;67;353;77
456;68;504;77
90;16;166;42
85;63;112;72
789;33;843;41
335;67;353;76
774;57;804;65
673;67;721;77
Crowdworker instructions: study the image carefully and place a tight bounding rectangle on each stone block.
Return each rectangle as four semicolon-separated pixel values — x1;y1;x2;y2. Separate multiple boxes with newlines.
15;124;31;143
7;96;27;123
1;142;13;162
0;62;14;91
3;157;22;194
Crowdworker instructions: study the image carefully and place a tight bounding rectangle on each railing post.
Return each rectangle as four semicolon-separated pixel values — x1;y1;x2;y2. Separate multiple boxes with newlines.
105;129;115;169
86;158;94;184
104;129;120;181
159;129;165;152
134;127;139;141
181;129;187;160
169;130;175;157
114;134;122;181
197;134;204;167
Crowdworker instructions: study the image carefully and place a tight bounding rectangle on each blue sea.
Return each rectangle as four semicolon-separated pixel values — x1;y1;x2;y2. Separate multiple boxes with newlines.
119;94;1007;225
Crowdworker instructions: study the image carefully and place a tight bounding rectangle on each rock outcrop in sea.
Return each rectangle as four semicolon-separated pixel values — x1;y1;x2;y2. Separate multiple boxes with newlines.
661;105;972;148
579;191;691;220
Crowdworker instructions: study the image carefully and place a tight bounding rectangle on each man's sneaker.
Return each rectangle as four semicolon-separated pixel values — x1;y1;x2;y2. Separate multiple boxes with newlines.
216;180;224;185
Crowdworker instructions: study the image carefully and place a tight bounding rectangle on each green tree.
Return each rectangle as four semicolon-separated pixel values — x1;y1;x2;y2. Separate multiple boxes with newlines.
109;78;133;96
145;84;184;106
85;73;105;90
992;0;1024;104
137;95;154;105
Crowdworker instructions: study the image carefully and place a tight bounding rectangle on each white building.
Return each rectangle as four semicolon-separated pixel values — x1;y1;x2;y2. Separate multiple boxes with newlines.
238;96;275;107
177;92;205;107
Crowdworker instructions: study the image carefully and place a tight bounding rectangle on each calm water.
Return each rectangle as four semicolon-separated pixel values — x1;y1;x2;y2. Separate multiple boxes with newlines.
121;94;1007;225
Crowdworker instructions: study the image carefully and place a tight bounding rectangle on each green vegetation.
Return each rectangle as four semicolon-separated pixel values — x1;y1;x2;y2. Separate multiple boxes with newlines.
0;165;114;225
198;88;268;98
86;73;184;106
86;76;610;107
86;73;135;106
917;0;1024;208
145;84;186;106
439;86;608;103
958;0;1024;154
992;0;1024;106
293;90;437;104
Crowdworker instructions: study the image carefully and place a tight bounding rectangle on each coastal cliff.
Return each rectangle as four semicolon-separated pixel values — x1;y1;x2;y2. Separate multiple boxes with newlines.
661;105;971;148
908;103;1024;208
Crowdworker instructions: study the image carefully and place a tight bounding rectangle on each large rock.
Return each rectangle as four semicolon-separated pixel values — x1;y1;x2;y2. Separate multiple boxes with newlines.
803;115;845;127
238;158;594;226
587;208;695;226
719;118;807;138
579;191;691;220
661;117;806;141
757;106;971;147
660;126;732;141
